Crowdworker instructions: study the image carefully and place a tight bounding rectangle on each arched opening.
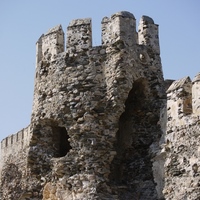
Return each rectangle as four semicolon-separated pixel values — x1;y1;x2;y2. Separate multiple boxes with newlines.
27;122;72;192
52;126;72;157
110;78;159;199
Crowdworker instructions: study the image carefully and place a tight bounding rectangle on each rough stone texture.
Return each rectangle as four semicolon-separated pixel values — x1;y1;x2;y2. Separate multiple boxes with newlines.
0;126;36;199
160;76;200;200
0;11;199;200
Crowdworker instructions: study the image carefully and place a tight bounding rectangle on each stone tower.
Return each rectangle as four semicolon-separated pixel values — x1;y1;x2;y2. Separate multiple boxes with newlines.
1;11;199;200
1;11;165;200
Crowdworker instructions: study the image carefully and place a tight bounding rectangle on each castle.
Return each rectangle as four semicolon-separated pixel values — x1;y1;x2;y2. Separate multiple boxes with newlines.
0;11;200;200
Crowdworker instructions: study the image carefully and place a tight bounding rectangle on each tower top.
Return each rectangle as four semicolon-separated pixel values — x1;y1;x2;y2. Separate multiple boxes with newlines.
45;24;63;35
140;15;155;24
110;11;135;19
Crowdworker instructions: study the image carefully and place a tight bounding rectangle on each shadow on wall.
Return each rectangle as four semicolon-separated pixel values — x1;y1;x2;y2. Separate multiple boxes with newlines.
52;126;71;158
28;121;72;176
109;78;159;199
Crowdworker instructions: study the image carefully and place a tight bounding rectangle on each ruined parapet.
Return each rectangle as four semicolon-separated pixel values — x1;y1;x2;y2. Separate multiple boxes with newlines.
0;126;31;162
67;18;92;53
167;76;192;125
138;16;160;54
192;73;200;115
36;25;64;63
162;73;200;199
166;73;200;120
102;11;137;47
0;126;32;199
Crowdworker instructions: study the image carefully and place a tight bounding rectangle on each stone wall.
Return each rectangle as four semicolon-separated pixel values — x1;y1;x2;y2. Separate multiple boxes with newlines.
27;11;165;200
0;10;199;200
0;126;32;199
160;75;200;200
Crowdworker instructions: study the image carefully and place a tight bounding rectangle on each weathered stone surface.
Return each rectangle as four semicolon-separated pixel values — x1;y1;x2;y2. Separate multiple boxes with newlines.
160;76;200;200
0;11;199;200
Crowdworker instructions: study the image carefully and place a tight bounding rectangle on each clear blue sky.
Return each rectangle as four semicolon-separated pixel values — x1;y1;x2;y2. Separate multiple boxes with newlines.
0;0;200;143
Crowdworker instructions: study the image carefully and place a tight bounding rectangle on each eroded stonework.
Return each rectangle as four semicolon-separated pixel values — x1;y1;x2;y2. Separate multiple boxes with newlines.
0;11;199;200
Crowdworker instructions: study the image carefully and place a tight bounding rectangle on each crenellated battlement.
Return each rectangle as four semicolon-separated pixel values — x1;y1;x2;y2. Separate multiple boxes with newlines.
0;126;31;182
1;126;31;151
166;74;200;126
138;15;160;54
67;18;92;53
101;11;137;47
164;75;200;200
36;25;64;64
35;11;160;65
